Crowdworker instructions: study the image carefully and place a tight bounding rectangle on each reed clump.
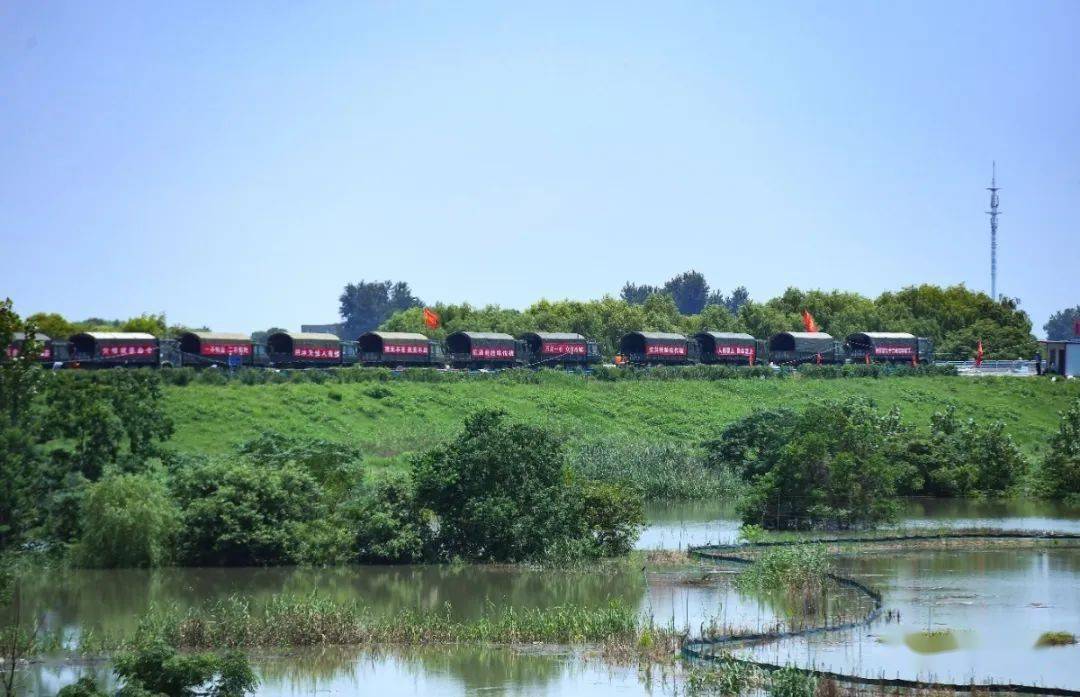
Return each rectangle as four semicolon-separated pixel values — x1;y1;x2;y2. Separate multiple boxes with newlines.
133;594;640;649
734;545;831;611
1035;631;1077;647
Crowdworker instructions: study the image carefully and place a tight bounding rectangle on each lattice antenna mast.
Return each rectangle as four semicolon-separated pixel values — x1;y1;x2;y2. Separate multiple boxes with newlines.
986;162;1001;300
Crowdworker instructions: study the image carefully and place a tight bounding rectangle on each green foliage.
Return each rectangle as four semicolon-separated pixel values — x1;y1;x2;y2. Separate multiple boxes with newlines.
120;312;167;336
171;458;320;566
136;594;638;648
339;280;422;338
413;410;579;561
876;285;1037;359
1045;306;1080;341
734;545;830;598
113;640;257;697
345;472;431;563
577;481;645;556
1042;399;1080;500
768;666;817;697
236;431;362;495
897;406;1028;497
76;472;179;568
56;676;109;697
716;399;905;529
40;371;173;479
0;300;46;551
568;438;739;500
686;654;754;696
412;410;644;561
25;312;76;343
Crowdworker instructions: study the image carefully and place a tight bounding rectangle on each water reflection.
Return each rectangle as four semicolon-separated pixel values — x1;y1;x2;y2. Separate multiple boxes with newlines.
639;497;1080;549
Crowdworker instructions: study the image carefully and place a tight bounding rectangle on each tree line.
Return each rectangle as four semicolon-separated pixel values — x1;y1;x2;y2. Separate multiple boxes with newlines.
381;276;1042;359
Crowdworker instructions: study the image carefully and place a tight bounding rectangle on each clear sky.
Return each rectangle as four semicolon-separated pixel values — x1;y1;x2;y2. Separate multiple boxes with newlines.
2;2;1077;336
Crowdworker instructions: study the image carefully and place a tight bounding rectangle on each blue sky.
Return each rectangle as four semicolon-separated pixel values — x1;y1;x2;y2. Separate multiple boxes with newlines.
2;2;1077;336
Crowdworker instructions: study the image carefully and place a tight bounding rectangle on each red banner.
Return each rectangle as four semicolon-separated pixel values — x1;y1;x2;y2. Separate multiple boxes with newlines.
541;342;586;356
384;343;429;355
293;347;341;359
471;346;515;359
6;346;52;359
101;344;157;358
645;344;687;357
874;345;914;356
715;344;755;360
200;344;251;356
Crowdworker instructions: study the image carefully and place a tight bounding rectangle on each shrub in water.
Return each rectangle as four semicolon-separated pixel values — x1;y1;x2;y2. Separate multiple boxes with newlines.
113;640;257;697
76;472;179;568
412;410;644;561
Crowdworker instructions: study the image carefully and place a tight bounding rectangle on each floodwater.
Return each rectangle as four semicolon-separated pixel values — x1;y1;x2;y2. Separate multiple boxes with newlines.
733;545;1080;689
12;498;1080;696
639;497;1080;549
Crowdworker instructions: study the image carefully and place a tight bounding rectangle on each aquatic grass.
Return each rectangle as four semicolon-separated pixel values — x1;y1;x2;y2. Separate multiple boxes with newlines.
1035;631;1077;647
734;545;831;612
768;665;818;697
685;653;758;695
567;438;742;501
130;594;640;649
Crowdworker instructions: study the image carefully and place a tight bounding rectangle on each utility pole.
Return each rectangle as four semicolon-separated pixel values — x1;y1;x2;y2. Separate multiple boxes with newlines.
986;163;1001;300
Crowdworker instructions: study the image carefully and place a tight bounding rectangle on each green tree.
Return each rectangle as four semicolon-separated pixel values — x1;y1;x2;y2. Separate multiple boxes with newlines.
25;312;74;342
906;406;1027;497
1044;306;1080;340
339;280;423;339
620;282;660;305
76;472;179;568
413;410;578;561
724;399;905;529
1042;399;1080;500
171;458;319;565
0;300;46;551
577;481;644;556
662;270;710;315
413;410;643;561
121;313;167;336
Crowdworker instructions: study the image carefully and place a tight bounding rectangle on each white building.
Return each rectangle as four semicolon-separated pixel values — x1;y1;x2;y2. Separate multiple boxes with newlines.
1042;339;1080;377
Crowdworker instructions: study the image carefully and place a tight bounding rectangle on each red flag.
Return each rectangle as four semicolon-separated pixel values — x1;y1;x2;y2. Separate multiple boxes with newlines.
801;310;819;333
423;308;440;329
975;340;984;367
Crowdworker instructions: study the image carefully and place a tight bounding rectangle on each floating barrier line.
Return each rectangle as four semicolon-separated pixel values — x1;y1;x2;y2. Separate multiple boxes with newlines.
683;532;1080;696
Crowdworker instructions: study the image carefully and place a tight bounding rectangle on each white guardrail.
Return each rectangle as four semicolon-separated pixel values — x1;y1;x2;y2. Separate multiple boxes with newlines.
938;359;1038;376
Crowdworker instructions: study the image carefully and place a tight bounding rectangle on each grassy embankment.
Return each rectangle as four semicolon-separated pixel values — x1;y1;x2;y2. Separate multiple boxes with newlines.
164;375;1080;472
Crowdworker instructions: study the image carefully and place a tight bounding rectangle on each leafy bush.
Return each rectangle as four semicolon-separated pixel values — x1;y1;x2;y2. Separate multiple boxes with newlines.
412;410;644;561
56;677;109;697
898;406;1028;497
236;432;362;495
171;458;320;566
76;472;179;568
577;481;645;556
717;399;904;529
345;472;431;563
1042;399;1080;501
113;640;257;697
